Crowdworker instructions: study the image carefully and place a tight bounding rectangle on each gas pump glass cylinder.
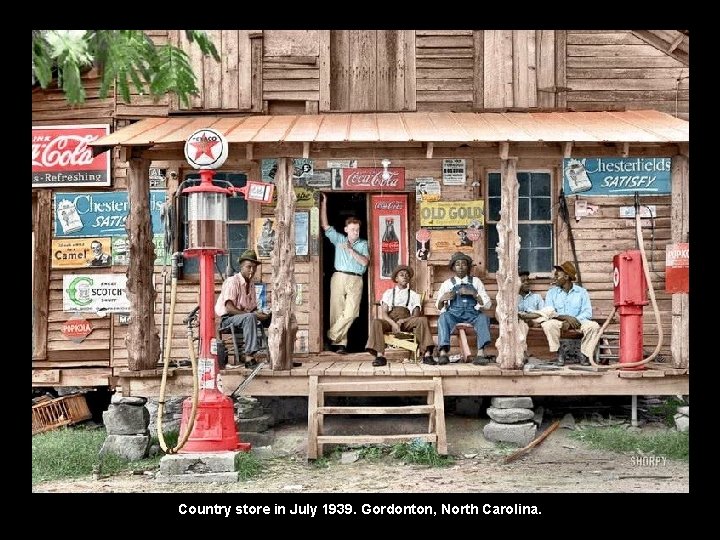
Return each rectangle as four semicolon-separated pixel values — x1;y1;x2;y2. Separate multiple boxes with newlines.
187;192;228;251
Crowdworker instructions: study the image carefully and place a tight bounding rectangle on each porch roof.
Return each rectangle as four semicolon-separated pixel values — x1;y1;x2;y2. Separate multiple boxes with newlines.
91;110;688;154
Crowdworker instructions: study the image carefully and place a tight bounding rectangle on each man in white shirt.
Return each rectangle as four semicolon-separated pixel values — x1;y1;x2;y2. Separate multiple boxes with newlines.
365;265;435;366
435;252;492;365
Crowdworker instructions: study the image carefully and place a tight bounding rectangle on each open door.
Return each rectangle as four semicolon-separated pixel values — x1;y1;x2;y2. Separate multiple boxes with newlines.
321;192;369;353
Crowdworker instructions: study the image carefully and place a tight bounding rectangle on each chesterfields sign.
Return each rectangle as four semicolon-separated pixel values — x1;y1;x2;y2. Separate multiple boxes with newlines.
32;124;111;187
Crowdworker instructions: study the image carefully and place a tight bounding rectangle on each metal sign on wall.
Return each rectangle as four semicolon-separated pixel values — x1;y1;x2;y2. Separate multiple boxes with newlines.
419;200;485;228
562;157;671;196
32;124;111;187
54;191;166;237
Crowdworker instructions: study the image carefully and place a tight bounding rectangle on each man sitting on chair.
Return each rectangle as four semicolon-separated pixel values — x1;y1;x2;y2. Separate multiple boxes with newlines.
541;261;601;366
214;249;270;368
365;265;435;367
435;252;492;365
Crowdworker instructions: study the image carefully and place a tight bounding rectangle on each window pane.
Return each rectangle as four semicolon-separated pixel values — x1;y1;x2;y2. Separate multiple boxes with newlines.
531;197;551;220
524;248;553;273
227;174;248;221
488;173;501;197
488;197;501;221
518;173;530;196
518;198;530;221
227;224;250;273
531;173;551;196
486;224;499;273
519;224;553;248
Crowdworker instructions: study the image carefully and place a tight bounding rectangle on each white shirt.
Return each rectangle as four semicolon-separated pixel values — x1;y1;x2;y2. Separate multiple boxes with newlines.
380;286;422;313
435;276;492;313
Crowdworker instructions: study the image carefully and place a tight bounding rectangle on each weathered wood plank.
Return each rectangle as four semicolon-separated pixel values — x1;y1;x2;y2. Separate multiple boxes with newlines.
555;30;567;108
567;56;684;68
404;30;416;111
416;35;474;49
536;30;555;107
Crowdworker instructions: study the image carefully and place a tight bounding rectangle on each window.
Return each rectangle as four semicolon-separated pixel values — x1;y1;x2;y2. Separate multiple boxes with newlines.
486;171;553;274
181;172;250;277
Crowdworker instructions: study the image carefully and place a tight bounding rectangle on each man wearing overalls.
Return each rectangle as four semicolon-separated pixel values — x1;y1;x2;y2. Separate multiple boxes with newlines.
435;252;492;365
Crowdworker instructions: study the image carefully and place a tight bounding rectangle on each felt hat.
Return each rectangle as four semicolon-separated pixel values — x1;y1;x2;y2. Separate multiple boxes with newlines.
391;264;414;282
554;261;577;281
449;251;473;269
238;249;260;265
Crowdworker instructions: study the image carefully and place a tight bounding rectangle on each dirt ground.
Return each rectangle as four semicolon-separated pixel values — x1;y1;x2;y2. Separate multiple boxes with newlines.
32;416;688;494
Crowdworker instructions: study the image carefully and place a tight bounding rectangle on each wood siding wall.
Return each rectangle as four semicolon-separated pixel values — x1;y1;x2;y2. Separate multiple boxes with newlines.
566;31;689;120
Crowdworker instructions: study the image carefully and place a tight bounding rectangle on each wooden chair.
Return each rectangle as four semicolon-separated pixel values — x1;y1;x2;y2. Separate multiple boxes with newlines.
376;292;425;362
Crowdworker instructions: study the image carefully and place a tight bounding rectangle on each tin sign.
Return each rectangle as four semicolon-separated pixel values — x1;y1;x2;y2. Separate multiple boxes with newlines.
563;158;671;196
63;274;130;313
61;317;93;343
32;124;111;187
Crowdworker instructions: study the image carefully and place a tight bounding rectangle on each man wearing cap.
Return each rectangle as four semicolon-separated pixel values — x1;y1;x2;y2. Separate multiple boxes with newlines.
320;193;370;354
214;250;270;368
541;261;601;366
365;265;435;367
435;252;492;365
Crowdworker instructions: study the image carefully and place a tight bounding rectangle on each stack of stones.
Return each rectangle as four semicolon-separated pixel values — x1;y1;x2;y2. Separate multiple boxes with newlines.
236;396;275;447
674;405;689;432
483;397;537;446
146;396;185;436
100;395;150;460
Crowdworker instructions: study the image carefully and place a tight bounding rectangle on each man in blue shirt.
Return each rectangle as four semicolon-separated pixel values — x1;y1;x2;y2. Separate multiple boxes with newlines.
541;261;601;366
517;270;544;347
320;193;370;354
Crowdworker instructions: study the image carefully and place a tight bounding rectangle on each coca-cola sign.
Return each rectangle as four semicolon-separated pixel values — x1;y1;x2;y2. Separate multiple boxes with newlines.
341;168;405;191
32;124;110;187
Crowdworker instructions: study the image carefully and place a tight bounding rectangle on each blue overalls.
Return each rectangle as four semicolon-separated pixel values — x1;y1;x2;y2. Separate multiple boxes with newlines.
437;278;491;351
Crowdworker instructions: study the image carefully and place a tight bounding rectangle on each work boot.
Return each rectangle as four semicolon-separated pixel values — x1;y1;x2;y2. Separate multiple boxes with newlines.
555;354;565;367
579;354;591;366
372;356;387;367
437;353;449;365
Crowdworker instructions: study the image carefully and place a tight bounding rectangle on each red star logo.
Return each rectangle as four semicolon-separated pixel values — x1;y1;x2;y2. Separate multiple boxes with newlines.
190;133;220;161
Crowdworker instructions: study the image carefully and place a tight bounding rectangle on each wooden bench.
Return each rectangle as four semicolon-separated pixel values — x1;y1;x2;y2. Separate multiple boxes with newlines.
307;376;447;460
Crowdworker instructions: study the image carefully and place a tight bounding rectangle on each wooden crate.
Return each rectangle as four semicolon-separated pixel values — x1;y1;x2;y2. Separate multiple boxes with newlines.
32;394;92;435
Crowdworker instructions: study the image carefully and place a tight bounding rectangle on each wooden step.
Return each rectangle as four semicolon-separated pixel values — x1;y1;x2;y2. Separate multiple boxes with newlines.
307;375;447;460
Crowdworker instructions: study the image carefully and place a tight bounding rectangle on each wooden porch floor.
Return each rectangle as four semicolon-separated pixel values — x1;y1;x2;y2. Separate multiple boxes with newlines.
120;352;689;398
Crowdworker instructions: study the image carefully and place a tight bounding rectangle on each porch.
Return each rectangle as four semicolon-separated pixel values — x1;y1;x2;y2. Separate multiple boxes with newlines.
119;353;689;398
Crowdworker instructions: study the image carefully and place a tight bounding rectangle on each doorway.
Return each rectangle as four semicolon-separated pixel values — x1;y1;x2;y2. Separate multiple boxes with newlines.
321;192;369;353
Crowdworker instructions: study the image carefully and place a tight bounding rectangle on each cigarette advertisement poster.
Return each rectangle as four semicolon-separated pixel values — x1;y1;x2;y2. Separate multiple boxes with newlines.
52;238;112;269
54;191;166;238
562;157;671;196
370;194;408;302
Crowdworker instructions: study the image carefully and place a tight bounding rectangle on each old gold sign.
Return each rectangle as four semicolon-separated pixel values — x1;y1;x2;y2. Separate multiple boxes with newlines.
420;201;484;228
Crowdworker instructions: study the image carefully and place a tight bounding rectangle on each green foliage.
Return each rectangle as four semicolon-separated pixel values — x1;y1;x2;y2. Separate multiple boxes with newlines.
32;426;159;484
390;439;453;467
32;30;219;106
570;426;689;461
648;397;686;427
235;451;262;480
357;445;385;461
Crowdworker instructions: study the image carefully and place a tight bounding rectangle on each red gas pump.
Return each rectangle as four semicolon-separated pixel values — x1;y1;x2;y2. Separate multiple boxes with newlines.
176;128;274;453
612;250;648;370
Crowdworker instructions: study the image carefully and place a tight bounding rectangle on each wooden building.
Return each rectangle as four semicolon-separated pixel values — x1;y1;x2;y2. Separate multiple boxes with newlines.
32;30;689;403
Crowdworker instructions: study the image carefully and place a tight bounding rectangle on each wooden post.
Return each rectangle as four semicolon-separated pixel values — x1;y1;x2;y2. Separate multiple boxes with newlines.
268;158;298;370
495;157;524;369
124;155;160;371
670;153;689;369
32;190;51;361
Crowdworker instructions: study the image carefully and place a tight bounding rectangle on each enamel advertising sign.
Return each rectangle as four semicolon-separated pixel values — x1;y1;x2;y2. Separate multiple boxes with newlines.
32;124;111;187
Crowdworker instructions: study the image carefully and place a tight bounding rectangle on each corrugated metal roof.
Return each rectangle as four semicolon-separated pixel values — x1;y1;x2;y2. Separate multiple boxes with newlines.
92;110;688;152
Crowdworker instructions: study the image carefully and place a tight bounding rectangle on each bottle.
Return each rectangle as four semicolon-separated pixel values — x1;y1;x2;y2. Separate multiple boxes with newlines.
381;217;400;278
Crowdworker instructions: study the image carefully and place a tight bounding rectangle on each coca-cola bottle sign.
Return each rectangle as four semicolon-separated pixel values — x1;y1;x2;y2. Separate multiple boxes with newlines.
32;124;110;187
